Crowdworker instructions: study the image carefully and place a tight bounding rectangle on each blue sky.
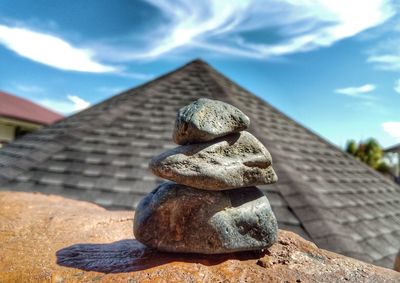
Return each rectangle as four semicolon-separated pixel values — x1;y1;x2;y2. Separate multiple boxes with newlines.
0;0;400;148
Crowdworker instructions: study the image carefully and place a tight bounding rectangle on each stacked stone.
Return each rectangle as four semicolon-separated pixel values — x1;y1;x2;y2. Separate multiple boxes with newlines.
134;98;279;254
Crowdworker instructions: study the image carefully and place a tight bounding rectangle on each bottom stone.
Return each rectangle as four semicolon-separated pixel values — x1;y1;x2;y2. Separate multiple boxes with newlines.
133;182;278;254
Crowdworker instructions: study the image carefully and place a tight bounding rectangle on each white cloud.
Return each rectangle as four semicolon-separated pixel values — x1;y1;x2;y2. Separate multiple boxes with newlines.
0;1;395;68
0;24;117;73
2;1;395;64
345;100;387;114
67;95;91;111
394;79;400;94
36;95;91;115
97;86;125;94
367;54;400;71
335;84;376;96
366;33;400;71
13;84;44;93
110;0;395;60
382;122;400;141
117;71;154;80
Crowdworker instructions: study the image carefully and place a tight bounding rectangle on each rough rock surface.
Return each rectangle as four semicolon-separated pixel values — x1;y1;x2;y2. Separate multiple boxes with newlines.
151;131;278;190
173;98;250;145
0;191;399;283
134;182;277;253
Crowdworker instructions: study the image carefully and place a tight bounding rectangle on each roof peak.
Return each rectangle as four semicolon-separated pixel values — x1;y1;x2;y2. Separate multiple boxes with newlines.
182;58;211;69
187;58;208;65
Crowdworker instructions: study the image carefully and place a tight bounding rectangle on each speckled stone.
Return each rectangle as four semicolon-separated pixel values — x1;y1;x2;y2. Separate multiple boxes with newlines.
173;98;250;145
150;131;277;190
133;182;278;254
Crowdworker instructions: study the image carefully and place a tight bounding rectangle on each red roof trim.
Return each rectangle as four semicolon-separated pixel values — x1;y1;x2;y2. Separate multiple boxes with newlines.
0;91;63;125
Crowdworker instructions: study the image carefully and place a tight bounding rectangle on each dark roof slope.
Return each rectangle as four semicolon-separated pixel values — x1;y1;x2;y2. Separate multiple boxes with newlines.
0;60;399;268
385;143;400;154
0;91;63;125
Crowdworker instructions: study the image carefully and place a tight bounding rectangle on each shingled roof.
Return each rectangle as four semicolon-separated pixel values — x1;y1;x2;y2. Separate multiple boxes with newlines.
0;60;399;268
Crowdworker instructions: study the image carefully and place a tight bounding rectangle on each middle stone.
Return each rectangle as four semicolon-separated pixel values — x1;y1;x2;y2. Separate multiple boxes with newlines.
150;131;278;190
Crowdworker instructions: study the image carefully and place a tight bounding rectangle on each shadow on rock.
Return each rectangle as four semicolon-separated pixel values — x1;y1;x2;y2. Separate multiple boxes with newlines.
56;239;266;273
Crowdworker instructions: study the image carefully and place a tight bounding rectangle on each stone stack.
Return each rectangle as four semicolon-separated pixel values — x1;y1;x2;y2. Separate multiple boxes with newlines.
134;98;279;254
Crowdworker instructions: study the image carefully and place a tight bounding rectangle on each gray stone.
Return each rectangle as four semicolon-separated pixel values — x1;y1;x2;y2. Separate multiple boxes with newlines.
173;98;250;145
150;131;277;190
133;182;278;254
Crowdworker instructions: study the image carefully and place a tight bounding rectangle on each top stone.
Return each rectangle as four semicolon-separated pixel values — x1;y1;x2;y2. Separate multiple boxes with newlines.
173;98;250;145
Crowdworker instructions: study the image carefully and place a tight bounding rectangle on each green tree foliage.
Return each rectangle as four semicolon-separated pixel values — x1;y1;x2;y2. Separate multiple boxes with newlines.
345;138;389;173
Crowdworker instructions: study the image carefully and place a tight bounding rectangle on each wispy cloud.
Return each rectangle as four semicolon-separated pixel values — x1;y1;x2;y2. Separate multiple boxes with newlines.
366;31;400;71
367;54;400;71
12;83;44;94
0;24;117;73
344;100;387;115
394;79;400;94
107;0;395;60
382;121;400;141
335;84;376;97
1;1;395;65
97;86;125;94
117;71;154;80
35;95;91;115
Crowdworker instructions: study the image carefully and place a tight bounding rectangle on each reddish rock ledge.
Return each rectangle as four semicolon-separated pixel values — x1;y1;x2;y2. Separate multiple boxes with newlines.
0;191;398;283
